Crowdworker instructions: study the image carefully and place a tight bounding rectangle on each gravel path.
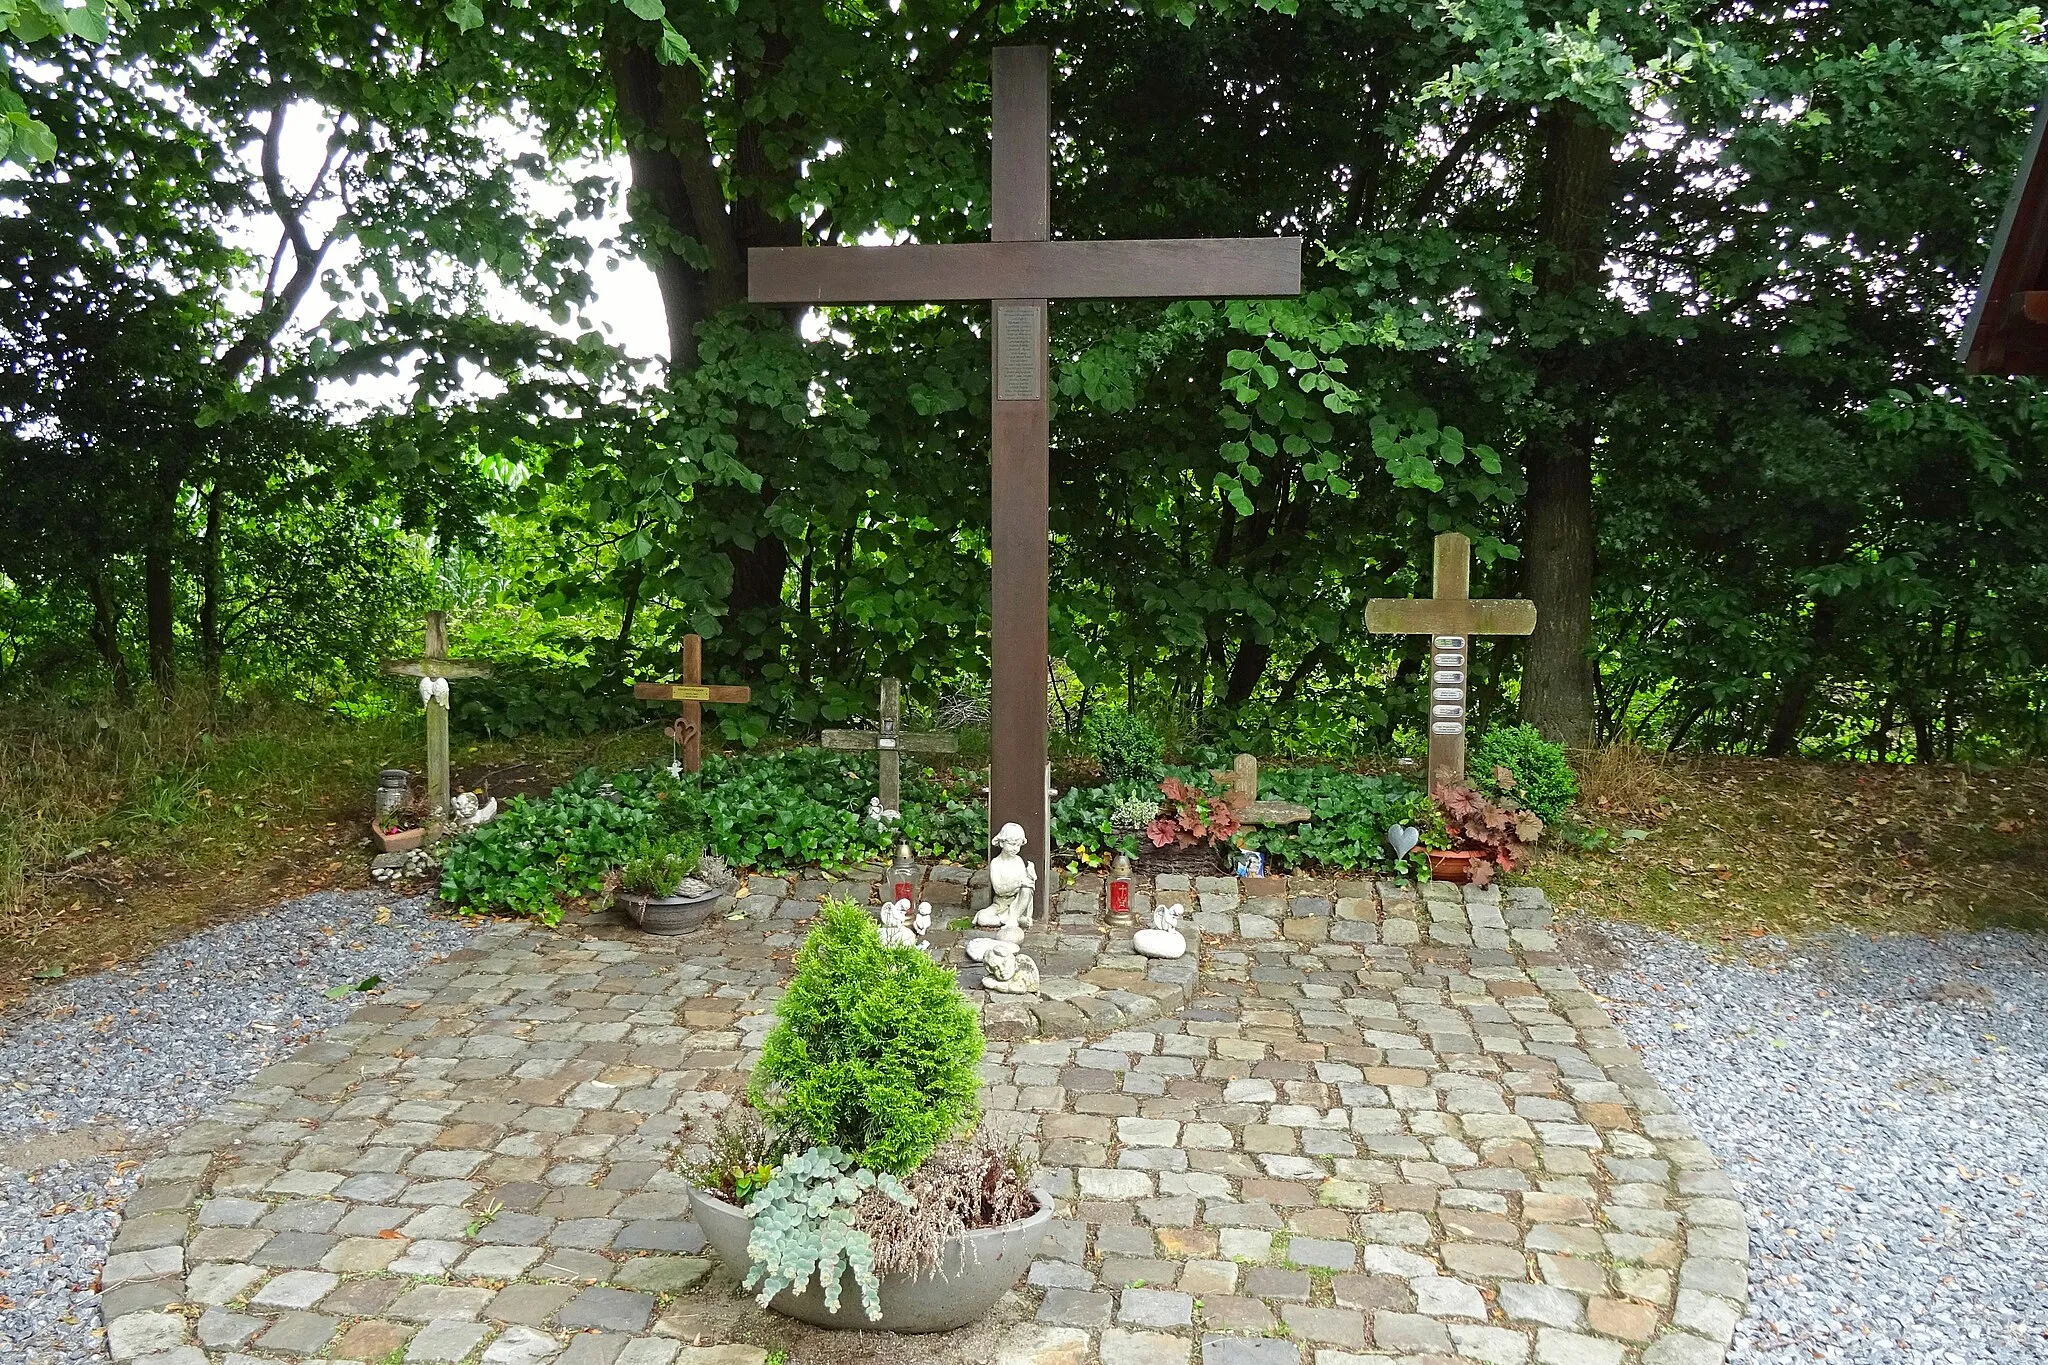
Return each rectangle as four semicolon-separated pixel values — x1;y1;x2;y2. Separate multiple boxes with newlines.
0;889;481;1364
1574;917;2048;1365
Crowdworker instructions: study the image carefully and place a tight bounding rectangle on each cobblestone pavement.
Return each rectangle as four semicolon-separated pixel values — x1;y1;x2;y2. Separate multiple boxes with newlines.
91;874;1746;1365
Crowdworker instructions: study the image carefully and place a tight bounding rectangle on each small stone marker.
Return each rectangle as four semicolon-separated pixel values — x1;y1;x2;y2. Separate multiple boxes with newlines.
1364;532;1536;788
381;610;492;824
1214;754;1312;827
821;677;957;814
631;633;752;774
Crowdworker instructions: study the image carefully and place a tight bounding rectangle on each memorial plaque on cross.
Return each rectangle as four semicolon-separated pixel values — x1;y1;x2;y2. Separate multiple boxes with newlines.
750;46;1302;917
382;610;493;823
1365;533;1537;789
631;634;753;773
821;677;958;814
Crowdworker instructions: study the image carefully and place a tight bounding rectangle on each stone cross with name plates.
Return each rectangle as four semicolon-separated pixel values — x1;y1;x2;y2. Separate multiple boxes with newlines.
381;610;492;824
747;45;1301;919
821;677;957;815
1365;532;1536;789
631;634;753;774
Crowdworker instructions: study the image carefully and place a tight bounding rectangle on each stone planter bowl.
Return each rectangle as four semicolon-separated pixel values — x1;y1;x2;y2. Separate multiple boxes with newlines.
617;883;730;935
688;1186;1052;1333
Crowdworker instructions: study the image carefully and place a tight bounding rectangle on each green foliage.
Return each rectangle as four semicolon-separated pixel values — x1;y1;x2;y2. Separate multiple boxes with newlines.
436;767;688;923
1084;710;1165;785
740;1145;909;1320
698;749;984;871
750;899;982;1177
1473;725;1578;824
617;834;703;896
1236;768;1439;875
1051;780;1153;865
453;662;647;740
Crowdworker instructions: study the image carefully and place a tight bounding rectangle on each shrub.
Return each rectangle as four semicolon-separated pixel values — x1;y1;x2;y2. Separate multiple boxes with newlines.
437;769;673;923
1473;724;1577;823
1084;709;1165;785
617;835;704;896
750;899;983;1176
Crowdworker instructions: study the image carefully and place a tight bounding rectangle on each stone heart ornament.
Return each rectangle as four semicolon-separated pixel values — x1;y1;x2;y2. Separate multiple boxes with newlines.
1385;824;1421;861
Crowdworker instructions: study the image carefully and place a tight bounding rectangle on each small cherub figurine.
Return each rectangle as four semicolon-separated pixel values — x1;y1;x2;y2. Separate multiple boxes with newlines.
974;821;1037;939
878;898;917;948
1132;901;1188;960
980;942;1040;995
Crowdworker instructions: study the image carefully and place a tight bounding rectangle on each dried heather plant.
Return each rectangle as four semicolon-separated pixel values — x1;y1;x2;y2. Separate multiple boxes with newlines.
853;1131;1039;1278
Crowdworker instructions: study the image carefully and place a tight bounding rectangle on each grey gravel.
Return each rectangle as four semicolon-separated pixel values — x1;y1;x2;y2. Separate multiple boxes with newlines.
0;889;480;1363
1575;917;2048;1365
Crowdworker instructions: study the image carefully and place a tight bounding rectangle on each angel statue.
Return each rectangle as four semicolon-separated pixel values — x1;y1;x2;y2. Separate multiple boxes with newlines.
973;821;1037;942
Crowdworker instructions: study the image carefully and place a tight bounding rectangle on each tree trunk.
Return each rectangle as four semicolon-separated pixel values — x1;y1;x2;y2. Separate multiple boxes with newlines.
144;544;176;696
1517;103;1616;749
199;480;224;690
86;567;134;706
607;25;796;671
1763;597;1840;757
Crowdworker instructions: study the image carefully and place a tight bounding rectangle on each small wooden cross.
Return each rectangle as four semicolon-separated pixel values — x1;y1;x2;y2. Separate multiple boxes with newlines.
1365;533;1537;789
822;677;957;814
381;610;492;823
631;634;752;774
1212;754;1312;827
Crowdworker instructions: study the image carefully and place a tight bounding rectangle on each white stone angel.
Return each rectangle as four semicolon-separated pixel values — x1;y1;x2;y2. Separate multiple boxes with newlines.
974;821;1037;938
1132;902;1188;960
980;942;1040;995
878;898;917;948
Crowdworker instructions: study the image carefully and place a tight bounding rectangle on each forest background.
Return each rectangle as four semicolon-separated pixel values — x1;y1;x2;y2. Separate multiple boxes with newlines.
5;0;2048;946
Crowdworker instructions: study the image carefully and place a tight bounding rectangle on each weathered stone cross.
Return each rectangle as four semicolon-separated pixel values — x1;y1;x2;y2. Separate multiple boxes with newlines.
822;677;958;815
749;46;1301;914
381;610;492;824
632;633;752;774
1365;532;1537;789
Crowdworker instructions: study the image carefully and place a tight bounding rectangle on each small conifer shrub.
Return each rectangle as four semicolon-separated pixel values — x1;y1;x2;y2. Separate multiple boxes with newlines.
1473;723;1578;824
750;898;983;1176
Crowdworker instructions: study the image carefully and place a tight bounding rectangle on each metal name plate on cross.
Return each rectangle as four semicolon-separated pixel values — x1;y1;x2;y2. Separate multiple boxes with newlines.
750;46;1302;915
631;634;753;773
822;678;957;814
1365;533;1537;789
382;610;492;823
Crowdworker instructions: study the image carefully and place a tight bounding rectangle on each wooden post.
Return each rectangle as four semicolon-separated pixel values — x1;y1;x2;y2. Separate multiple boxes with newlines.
422;611;450;820
822;677;957;814
631;633;753;774
1364;533;1538;790
381;610;492;826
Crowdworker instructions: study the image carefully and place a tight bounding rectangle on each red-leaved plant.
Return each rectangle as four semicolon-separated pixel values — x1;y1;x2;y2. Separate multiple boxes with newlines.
1145;776;1243;849
1432;767;1545;886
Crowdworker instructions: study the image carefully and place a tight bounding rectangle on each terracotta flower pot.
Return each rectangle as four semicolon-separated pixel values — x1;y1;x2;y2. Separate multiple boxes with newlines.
370;824;425;853
1426;849;1486;884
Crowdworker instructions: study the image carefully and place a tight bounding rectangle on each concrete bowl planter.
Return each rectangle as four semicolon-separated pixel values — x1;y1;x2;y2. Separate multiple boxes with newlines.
687;1186;1052;1332
617;883;732;935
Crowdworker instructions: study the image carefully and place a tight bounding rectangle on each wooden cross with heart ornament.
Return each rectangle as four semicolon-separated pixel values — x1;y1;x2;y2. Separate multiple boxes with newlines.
631;634;753;773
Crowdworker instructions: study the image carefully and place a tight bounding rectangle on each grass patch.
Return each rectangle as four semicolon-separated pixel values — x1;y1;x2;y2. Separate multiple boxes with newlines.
0;690;665;998
1533;751;2048;941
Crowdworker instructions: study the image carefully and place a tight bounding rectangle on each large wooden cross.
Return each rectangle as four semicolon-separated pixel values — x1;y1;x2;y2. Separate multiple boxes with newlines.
382;610;492;824
1365;533;1537;789
822;677;958;815
750;46;1301;915
631;633;752;773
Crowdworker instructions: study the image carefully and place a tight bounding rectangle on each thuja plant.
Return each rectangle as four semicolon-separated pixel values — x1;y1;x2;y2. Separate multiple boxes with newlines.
750;898;983;1176
742;1145;910;1318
